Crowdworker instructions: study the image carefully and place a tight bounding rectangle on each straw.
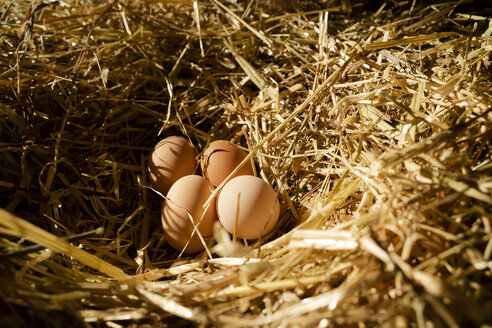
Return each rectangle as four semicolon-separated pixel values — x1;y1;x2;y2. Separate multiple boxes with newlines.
1;0;491;326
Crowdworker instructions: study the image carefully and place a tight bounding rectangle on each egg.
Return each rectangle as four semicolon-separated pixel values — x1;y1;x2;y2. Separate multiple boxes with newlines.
161;175;218;253
148;136;197;195
200;140;254;187
217;175;280;240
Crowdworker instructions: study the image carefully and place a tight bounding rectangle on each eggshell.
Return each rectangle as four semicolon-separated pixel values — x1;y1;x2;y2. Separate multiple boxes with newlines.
217;175;280;240
200;140;254;187
148;136;197;195
161;175;218;253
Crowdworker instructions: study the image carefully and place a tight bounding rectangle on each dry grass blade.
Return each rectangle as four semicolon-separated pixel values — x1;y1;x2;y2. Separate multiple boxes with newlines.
211;0;272;47
137;287;208;324
218;269;364;327
0;209;128;280
225;41;278;105
365;32;458;50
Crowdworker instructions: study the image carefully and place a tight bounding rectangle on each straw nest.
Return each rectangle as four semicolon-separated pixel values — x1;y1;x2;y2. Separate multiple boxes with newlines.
1;0;491;327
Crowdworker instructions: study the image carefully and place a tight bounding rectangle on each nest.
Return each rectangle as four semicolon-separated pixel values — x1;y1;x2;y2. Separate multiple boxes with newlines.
1;0;491;327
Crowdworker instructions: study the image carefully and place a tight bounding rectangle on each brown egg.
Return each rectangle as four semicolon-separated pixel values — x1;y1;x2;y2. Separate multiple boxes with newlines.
148;136;197;196
200;140;254;187
161;175;218;253
217;175;280;240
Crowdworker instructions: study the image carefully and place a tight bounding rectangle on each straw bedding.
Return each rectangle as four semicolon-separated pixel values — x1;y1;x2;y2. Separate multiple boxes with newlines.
1;0;491;327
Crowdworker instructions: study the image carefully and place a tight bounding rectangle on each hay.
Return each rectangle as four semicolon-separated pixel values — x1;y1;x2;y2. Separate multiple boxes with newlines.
1;0;491;326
